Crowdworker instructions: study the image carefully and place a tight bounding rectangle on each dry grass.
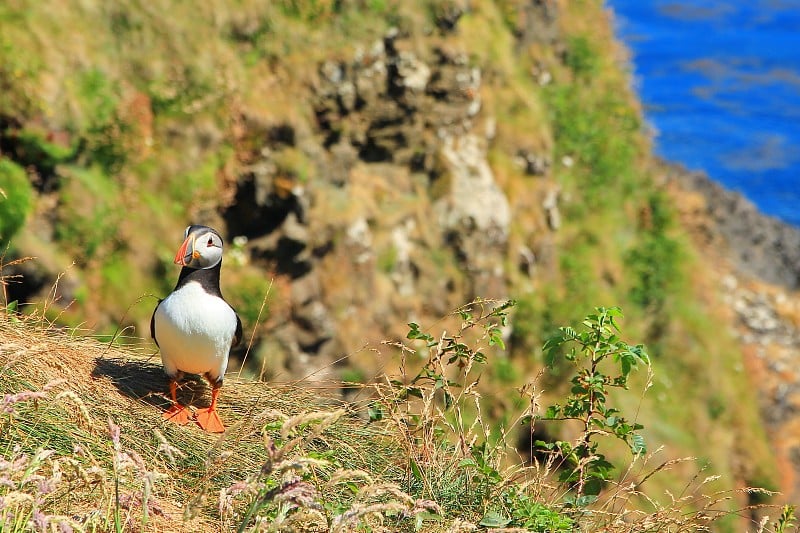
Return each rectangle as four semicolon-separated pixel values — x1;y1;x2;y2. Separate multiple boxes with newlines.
0;311;405;531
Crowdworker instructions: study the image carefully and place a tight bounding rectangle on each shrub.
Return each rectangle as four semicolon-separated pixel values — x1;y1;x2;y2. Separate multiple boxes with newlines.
0;159;33;246
54;165;122;263
535;306;650;503
74;68;128;173
565;35;600;79
626;192;683;314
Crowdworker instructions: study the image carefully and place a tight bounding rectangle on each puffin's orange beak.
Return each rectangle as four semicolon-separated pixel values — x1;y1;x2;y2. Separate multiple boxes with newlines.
174;234;198;266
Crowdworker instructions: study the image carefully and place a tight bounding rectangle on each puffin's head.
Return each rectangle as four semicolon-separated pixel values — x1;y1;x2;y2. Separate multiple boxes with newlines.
174;225;224;270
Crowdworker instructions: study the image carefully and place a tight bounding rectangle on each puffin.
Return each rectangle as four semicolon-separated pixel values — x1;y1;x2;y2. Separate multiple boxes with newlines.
151;225;242;433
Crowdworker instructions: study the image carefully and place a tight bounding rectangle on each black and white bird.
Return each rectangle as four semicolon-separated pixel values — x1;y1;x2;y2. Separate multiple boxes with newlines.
151;225;242;433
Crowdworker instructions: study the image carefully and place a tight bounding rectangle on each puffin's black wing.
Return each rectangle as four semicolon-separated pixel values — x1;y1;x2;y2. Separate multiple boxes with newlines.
150;299;162;347
232;312;243;348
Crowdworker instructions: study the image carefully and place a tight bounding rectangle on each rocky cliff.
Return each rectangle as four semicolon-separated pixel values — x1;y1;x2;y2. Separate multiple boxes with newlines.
220;27;516;381
667;162;800;502
673;166;800;288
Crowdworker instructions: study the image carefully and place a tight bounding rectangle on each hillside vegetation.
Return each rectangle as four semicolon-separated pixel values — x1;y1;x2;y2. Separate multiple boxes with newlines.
0;0;787;530
0;306;785;531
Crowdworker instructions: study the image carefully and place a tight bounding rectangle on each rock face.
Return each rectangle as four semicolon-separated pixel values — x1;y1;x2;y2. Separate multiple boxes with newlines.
672;166;800;289
223;28;513;380
437;133;511;239
721;275;800;500
314;31;485;169
669;162;800;502
436;133;510;297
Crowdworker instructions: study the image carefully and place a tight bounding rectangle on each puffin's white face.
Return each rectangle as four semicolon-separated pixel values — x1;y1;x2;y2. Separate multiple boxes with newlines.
174;225;224;270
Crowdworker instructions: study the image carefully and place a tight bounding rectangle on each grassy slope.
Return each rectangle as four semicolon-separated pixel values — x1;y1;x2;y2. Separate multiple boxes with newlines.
0;314;409;531
0;0;781;529
0;308;776;532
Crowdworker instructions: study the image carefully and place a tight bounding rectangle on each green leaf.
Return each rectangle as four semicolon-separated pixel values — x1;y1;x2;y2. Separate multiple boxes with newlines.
589;457;614;477
406;387;423;399
631;433;647;455
409;458;423;481
457;458;477;469
479;511;511;528
542;332;564;351
443;391;454;410
562;326;579;340
572;494;599;508
367;403;383;422
630;344;650;364
407;322;434;342
620;354;632;377
262;420;284;433
488;327;506;349
544;405;561;418
414;511;441;531
544;348;558;368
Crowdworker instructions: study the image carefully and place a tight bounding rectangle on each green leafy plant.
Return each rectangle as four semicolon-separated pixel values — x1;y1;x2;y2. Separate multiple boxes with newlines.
376;302;671;529
775;504;797;533
505;488;574;532
626;191;682;316
478;488;575;531
375;299;517;521
534;306;650;504
565;35;600;79
74;68;128;173
397;299;512;447
0;159;33;246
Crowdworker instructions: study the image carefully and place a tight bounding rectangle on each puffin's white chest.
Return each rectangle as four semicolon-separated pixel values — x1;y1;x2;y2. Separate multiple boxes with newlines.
154;281;237;380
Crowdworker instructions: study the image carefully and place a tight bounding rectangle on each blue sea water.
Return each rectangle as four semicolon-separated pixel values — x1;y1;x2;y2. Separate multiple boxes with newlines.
607;0;800;227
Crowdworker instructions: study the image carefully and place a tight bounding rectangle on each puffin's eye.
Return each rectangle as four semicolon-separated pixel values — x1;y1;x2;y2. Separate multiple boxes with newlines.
207;237;214;247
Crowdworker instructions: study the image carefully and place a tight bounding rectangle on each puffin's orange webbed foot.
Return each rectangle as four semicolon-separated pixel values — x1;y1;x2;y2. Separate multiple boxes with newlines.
196;383;225;433
163;404;193;425
163;380;192;425
195;408;225;433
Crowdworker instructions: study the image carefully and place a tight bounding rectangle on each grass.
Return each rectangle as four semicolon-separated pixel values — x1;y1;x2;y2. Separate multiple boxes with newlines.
0;301;789;532
0;312;407;531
